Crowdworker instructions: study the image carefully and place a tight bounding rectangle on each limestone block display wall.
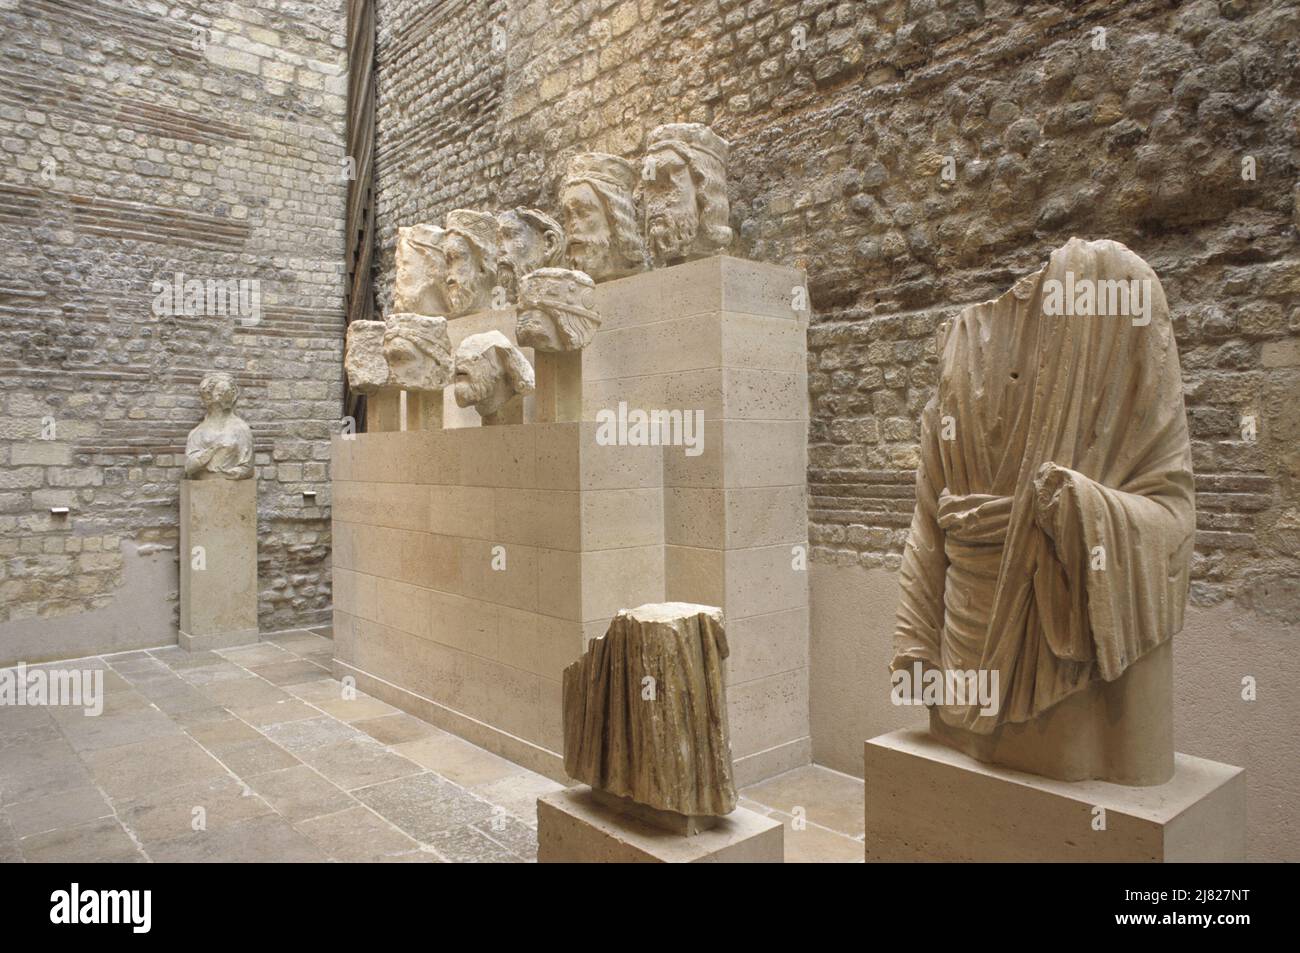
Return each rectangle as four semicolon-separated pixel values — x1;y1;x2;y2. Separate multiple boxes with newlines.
332;257;810;784
332;424;664;775
586;257;812;782
0;1;348;665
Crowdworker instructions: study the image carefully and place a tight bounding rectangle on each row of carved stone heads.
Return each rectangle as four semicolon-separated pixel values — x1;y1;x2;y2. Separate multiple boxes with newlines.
346;317;535;422
393;122;733;316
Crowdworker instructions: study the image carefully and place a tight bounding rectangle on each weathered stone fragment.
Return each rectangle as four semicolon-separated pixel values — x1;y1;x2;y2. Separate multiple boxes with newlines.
563;602;737;817
344;319;390;393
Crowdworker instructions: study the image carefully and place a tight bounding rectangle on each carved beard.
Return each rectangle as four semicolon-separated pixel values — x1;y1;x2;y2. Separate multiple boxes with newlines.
454;368;496;408
444;280;478;315
567;233;611;277
645;206;697;265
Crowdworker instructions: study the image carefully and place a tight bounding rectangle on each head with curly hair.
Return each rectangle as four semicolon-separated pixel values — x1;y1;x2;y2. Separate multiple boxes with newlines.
560;153;647;282
640;123;733;267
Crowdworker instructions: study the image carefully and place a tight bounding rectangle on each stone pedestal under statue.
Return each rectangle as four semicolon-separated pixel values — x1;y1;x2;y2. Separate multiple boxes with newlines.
179;478;259;652
863;728;1245;862
537;786;782;863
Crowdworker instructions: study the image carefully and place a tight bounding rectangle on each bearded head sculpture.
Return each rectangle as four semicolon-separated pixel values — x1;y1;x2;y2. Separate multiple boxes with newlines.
439;210;499;317
515;268;601;352
640;123;733;267
453;330;536;422
381;314;454;391
560;153;647;283
496;207;565;302
392;224;449;316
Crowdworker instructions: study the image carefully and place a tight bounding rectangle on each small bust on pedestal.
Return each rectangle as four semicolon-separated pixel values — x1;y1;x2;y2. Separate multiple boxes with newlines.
179;372;259;653
185;372;254;481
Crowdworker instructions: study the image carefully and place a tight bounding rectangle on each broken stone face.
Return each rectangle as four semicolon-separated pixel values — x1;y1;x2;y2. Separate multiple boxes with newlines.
344;319;390;393
381;313;453;391
185;372;254;481
452;330;535;421
392;223;449;316
562;602;738;817
640;123;733;267
515;267;600;352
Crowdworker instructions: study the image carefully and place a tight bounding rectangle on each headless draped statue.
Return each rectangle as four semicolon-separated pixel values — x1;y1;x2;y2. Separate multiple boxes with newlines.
184;372;254;481
892;238;1195;785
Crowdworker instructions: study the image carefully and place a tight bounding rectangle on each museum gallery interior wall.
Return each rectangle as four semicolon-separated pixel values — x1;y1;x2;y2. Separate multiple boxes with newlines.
0;0;349;660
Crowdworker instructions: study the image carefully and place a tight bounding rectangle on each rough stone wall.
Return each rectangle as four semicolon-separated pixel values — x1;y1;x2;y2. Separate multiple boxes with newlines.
0;0;348;656
372;0;1299;618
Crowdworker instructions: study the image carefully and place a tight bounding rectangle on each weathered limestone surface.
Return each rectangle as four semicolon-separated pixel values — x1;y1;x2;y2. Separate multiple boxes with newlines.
452;330;535;424
441;209;498;316
184;373;254;481
641;123;733;268
496;208;566;301
893;238;1196;785
392;223;448;316
344;320;390;393
538;787;782;863
515;267;600;352
179;478;258;652
381;313;453;391
563;602;738;817
865;728;1245;862
560;152;647;282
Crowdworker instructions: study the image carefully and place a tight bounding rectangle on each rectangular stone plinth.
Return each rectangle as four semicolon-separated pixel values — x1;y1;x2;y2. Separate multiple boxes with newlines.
332;257;811;786
537;786;783;863
179;478;259;652
865;728;1246;862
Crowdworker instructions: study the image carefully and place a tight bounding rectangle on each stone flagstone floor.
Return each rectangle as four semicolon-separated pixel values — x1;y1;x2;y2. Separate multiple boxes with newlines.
0;630;863;863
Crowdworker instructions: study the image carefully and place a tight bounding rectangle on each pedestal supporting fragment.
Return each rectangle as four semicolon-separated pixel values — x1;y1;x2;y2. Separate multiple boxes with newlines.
533;351;583;423
864;728;1246;862
537;786;783;863
179;478;259;652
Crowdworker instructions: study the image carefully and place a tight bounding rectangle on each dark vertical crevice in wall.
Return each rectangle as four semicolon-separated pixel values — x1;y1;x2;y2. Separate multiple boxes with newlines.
345;0;377;431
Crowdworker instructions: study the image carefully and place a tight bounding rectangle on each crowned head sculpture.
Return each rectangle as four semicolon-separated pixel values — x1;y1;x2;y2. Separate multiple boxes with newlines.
439;210;499;317
392;223;449;316
496;207;566;301
452;330;536;423
381;314;453;391
515;268;601;352
560;153;647;283
185;372;254;481
640;123;733;267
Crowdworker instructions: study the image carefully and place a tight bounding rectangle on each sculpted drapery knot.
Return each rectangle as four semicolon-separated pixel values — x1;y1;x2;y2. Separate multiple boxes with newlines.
892;237;1195;784
184;372;254;481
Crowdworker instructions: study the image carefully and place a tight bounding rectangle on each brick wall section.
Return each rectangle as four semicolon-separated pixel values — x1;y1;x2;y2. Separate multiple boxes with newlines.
0;0;348;635
372;0;1299;617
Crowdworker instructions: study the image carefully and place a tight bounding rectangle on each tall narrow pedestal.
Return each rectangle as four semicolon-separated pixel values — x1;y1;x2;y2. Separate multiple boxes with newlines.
537;786;783;863
179;478;259;652
864;728;1246;862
